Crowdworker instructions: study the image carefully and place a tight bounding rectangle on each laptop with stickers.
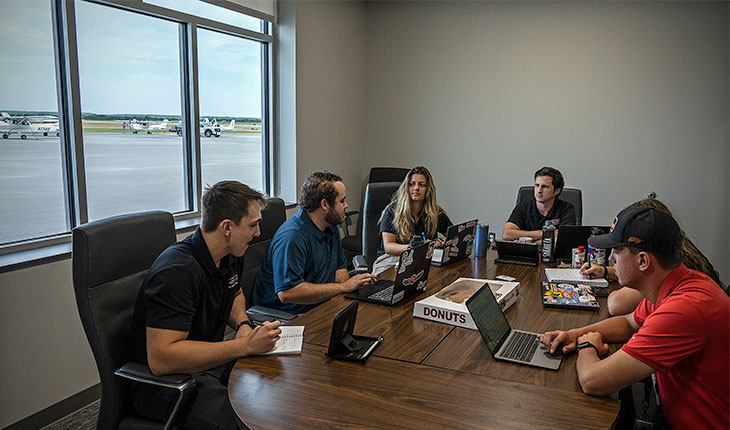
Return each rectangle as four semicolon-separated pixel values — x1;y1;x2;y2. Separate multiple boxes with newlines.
431;219;478;267
345;241;435;306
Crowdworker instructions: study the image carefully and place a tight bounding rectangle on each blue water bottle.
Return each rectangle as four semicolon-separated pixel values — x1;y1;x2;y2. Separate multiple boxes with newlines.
474;224;489;258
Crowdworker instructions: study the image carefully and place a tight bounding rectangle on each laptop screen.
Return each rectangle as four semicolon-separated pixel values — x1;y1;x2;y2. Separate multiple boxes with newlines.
466;284;512;355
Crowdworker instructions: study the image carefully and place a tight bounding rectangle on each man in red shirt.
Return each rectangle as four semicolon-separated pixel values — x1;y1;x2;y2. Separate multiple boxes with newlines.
541;206;729;429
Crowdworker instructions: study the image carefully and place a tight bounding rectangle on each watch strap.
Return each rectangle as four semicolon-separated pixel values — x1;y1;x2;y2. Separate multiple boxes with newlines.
237;320;255;330
576;341;598;352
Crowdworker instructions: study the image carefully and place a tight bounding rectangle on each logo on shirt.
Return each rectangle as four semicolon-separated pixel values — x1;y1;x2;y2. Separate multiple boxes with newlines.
228;274;239;289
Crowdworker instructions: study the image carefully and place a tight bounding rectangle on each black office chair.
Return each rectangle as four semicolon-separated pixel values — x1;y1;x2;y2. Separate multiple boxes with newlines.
72;211;195;430
240;197;286;307
352;181;401;271
516;186;583;225
342;167;409;265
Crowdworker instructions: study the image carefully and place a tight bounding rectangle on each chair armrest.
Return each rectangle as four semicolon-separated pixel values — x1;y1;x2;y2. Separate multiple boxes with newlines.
115;362;194;390
115;363;196;430
342;210;360;237
247;305;297;324
352;255;368;272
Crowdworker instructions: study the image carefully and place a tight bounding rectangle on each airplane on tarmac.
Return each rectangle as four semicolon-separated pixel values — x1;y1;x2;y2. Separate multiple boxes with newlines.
213;119;235;132
129;118;168;134
1;112;60;139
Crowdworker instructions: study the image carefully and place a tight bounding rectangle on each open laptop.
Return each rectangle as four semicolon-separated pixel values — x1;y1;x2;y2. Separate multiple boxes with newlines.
345;241;435;305
431;219;478;267
466;282;562;370
554;225;611;262
494;240;540;266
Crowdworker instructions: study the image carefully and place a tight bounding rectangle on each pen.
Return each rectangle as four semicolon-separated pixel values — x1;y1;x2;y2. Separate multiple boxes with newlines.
362;336;384;358
421;233;427;243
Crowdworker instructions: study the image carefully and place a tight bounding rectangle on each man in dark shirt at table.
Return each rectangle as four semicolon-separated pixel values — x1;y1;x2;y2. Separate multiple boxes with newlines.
253;171;376;314
502;166;576;244
130;181;282;430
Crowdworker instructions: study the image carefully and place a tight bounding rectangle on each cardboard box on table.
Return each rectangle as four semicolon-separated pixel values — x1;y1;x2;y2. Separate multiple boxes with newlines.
413;278;519;329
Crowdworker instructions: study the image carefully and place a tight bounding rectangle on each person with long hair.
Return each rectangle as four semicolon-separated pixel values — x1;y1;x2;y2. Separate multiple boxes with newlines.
580;197;726;315
372;166;452;275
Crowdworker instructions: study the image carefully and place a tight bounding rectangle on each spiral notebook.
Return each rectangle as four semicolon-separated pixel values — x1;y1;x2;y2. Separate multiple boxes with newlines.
255;326;304;355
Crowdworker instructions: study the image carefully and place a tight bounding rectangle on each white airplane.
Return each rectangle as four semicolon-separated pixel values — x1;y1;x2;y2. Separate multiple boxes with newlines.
31;118;60;137
1;112;60;139
129;119;168;134
215;119;235;132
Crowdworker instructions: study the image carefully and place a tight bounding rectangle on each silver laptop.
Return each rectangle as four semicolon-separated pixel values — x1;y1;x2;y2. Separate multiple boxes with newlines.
466;282;562;370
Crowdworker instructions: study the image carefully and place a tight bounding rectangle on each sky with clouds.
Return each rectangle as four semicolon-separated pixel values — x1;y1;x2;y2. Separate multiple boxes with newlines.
0;0;264;118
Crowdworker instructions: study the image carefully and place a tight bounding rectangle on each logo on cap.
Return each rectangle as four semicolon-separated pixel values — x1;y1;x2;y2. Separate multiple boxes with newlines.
609;216;618;233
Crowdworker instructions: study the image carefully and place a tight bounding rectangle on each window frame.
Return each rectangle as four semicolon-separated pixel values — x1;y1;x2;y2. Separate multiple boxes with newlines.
0;0;274;258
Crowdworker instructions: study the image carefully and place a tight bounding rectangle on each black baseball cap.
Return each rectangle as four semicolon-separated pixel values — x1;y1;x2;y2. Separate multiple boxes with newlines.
588;206;681;253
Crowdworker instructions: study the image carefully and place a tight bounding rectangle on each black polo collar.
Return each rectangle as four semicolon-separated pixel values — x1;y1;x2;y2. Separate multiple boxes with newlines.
189;227;234;275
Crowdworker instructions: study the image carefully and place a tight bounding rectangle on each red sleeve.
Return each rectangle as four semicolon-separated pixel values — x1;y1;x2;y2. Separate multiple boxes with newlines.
632;297;651;326
622;297;705;372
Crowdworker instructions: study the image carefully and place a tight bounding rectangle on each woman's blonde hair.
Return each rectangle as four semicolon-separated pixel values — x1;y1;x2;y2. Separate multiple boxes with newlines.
385;166;442;243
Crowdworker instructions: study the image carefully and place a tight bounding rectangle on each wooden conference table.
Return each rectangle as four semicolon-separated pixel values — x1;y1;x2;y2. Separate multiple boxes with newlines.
229;250;621;429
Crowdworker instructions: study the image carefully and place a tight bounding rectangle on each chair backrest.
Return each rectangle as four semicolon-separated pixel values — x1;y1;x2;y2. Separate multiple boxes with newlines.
342;168;409;253
516;186;583;226
368;167;410;184
241;197;286;307
361;182;400;269
72;211;175;429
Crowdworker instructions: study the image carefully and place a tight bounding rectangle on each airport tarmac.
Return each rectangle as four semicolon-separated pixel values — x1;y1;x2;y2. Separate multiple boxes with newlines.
0;132;263;244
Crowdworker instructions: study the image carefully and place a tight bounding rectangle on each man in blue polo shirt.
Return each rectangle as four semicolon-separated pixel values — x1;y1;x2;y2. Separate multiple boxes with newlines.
253;171;377;314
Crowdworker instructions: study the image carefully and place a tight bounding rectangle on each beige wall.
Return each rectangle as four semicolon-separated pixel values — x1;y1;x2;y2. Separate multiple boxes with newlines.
294;0;368;212
363;1;729;282
0;260;97;428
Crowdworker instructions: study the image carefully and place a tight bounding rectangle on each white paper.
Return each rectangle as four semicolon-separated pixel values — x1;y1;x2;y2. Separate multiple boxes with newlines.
544;268;608;287
257;325;304;355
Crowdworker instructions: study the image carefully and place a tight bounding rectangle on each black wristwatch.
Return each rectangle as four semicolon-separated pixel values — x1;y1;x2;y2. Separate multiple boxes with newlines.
576;341;598;353
237;320;256;331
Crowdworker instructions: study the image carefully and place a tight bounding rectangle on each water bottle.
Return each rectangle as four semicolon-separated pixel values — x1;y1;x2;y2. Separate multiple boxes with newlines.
586;227;606;265
409;234;424;248
541;222;556;262
474;224;489;258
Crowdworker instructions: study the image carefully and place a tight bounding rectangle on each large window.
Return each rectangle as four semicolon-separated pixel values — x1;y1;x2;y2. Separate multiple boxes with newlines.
0;0;66;244
0;0;273;252
198;28;264;191
76;1;186;221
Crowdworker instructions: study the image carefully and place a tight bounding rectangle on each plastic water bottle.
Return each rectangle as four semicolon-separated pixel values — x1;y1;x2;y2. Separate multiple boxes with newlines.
587;227;606;265
541;222;556;262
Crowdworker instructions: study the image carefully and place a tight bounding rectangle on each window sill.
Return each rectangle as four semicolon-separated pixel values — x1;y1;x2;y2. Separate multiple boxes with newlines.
0;217;200;274
0;202;297;274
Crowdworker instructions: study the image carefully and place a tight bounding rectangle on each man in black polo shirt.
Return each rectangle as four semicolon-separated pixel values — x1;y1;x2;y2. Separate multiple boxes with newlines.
130;181;282;430
502;166;576;244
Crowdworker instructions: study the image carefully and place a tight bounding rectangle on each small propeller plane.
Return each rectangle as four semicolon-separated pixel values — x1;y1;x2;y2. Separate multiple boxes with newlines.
1;112;60;139
129;118;168;134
